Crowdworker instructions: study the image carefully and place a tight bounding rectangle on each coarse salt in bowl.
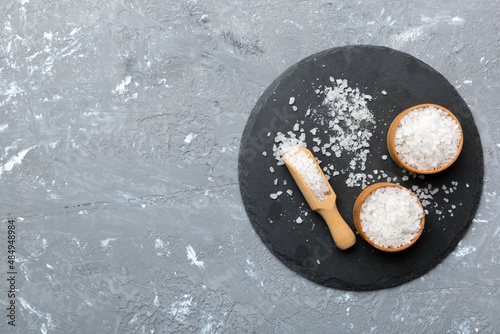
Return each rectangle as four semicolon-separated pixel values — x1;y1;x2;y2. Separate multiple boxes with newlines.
353;183;425;252
387;104;463;174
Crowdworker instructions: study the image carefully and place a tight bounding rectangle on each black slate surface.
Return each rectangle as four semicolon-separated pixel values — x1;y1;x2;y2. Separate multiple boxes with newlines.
238;45;484;291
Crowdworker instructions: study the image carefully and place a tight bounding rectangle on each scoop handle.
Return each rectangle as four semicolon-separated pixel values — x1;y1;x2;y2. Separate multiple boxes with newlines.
317;206;356;250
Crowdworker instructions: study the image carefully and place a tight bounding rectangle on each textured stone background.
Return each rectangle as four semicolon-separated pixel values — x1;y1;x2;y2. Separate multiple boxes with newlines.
1;0;499;333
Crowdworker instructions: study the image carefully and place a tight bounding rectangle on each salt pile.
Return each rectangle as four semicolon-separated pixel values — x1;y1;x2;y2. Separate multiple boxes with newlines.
360;186;423;249
273;132;306;165
320;78;374;157
285;149;329;202
394;106;461;171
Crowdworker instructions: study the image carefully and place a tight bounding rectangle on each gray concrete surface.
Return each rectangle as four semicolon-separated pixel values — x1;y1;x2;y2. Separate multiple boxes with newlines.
1;0;499;333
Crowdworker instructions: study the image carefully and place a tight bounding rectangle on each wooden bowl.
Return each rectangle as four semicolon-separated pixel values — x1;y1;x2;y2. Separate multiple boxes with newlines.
387;103;463;174
353;182;425;252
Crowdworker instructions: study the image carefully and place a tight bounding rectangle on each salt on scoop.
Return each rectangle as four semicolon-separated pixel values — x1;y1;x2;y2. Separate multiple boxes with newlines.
272;132;306;165
391;105;462;172
354;184;424;250
285;149;329;202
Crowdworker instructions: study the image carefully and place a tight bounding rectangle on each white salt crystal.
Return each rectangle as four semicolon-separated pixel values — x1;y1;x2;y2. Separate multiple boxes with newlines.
270;193;278;199
296;217;303;224
382;155;388;160
289;97;295;105
287;189;293;196
292;106;298;112
293;123;300;131
285;150;329;201
310;128;318;135
262;151;267;156
360;186;423;249
270;167;274;173
382;90;387;95
394;106;461;171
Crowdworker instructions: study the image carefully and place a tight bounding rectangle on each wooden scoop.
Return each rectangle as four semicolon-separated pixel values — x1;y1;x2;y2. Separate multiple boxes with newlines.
283;147;356;250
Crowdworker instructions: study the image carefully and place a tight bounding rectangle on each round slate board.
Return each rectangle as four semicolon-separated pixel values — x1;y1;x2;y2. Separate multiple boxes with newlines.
238;45;483;291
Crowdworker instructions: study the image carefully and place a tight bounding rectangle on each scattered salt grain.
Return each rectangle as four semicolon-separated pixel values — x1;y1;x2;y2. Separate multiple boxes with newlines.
270;167;274;173
360;186;423;249
382;155;387;160
262;151;267;156
296;217;303;224
285;149;329;201
289;97;295;105
394;106;461;171
270;193;278;199
292;106;298;112
382;90;387;95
